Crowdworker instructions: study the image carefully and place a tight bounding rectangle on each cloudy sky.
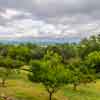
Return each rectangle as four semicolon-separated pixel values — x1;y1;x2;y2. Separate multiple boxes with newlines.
0;0;100;39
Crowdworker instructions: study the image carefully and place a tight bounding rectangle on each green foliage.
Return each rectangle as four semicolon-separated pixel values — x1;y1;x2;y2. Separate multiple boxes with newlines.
29;51;70;100
0;56;24;86
0;56;24;69
67;57;96;90
0;35;100;99
86;51;100;73
8;45;31;64
79;35;100;59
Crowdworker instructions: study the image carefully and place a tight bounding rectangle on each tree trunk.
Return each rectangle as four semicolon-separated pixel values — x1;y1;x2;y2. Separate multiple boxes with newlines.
2;78;6;87
49;92;53;100
73;84;77;91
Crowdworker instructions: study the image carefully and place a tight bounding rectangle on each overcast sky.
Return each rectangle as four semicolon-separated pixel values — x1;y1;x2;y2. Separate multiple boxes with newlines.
0;0;100;39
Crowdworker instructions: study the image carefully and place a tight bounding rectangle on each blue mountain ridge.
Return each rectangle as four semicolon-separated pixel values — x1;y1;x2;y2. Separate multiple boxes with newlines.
0;37;80;44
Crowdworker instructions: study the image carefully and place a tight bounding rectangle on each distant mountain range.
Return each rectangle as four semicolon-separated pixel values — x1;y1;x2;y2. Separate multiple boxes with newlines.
0;37;80;45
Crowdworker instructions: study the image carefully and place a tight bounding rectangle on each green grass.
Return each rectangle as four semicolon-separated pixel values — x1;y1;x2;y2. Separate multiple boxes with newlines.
64;81;100;100
0;71;100;100
0;79;100;100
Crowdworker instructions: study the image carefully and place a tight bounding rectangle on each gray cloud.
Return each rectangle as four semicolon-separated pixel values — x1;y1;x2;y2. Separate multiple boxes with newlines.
0;0;100;18
0;0;100;39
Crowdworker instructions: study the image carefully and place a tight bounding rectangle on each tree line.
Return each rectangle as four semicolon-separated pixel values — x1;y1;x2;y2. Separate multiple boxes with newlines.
0;35;100;100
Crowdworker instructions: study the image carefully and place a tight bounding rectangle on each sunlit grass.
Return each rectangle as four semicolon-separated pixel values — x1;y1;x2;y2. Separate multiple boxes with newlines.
64;80;100;100
0;74;100;100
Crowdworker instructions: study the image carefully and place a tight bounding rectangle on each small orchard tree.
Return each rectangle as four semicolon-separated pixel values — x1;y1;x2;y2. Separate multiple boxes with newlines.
68;57;96;90
67;58;82;90
0;56;23;87
28;51;70;100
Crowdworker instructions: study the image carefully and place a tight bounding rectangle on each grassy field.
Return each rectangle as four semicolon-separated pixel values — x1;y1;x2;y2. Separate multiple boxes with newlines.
0;70;100;100
0;79;100;100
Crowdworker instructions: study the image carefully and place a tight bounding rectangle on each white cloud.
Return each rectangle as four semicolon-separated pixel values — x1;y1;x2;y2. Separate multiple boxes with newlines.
0;9;20;19
0;0;100;40
0;15;100;39
0;8;31;20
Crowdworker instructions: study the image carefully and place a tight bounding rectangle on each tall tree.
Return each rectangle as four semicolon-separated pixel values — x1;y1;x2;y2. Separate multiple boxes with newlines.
28;51;70;100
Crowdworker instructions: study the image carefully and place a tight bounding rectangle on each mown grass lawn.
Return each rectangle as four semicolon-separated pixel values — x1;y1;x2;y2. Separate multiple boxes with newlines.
0;79;100;100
